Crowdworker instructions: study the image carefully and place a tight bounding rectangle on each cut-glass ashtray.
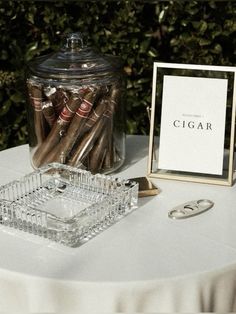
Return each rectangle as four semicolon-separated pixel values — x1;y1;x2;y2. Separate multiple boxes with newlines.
0;163;138;247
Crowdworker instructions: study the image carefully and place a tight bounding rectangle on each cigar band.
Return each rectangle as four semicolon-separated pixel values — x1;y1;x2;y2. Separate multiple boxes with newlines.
30;96;42;101
66;103;76;114
76;99;93;118
59;106;74;122
30;97;42;111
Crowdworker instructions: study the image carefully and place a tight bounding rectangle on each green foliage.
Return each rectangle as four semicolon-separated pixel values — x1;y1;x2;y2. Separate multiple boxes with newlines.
0;1;235;150
0;71;27;149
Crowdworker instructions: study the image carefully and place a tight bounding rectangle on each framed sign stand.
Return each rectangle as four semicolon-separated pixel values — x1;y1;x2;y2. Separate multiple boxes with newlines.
148;63;236;186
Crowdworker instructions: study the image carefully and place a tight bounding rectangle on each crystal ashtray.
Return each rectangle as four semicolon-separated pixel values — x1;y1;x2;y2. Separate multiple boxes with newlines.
0;163;138;247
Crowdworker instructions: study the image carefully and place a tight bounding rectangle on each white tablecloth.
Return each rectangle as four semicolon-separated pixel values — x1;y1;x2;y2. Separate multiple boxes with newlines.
0;135;236;312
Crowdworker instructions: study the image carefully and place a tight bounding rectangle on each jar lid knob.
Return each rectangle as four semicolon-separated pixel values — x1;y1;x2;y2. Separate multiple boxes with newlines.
63;32;86;51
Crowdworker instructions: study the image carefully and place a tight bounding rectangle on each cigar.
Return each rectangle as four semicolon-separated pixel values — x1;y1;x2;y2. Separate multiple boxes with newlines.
89;129;108;173
68;108;113;167
32;89;86;167
43;89;100;164
83;98;108;133
42;100;56;127
109;83;122;109
103;119;114;169
100;84;122;170
44;86;69;116
27;81;47;145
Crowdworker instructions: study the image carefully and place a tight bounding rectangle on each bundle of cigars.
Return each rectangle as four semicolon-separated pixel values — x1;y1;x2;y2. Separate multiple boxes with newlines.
27;79;124;173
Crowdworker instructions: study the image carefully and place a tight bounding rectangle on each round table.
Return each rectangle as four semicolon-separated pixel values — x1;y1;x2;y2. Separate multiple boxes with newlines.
0;135;236;312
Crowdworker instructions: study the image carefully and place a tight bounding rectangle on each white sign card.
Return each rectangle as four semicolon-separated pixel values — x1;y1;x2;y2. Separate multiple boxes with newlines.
158;75;228;175
148;63;236;186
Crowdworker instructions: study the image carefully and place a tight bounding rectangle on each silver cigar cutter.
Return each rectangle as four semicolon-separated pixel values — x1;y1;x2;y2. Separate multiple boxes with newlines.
168;199;214;220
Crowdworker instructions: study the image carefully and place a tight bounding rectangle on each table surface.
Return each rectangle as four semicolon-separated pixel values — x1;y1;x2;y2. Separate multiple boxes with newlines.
0;135;236;283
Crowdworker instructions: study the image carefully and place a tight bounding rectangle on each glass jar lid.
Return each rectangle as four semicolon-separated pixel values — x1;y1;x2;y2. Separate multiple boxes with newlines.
29;32;121;79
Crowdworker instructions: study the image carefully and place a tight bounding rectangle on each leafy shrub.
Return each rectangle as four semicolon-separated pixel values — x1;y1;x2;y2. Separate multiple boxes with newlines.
0;0;235;150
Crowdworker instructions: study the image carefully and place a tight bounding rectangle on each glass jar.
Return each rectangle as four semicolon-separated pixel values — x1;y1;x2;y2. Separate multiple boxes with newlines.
26;32;125;174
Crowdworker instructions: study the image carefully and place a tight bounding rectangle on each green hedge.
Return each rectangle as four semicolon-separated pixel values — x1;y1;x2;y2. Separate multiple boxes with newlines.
0;1;235;150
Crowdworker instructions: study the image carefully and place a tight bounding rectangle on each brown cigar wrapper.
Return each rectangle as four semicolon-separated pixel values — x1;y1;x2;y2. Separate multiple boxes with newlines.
88;126;109;173
102;87;118;169
27;82;47;145
42;100;56;127
103;118;114;169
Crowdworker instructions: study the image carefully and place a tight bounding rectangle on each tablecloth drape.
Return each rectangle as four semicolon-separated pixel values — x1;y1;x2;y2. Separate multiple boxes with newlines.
0;137;236;312
0;263;236;312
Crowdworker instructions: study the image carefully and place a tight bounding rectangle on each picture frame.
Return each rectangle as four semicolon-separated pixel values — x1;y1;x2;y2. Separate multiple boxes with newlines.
147;62;236;186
